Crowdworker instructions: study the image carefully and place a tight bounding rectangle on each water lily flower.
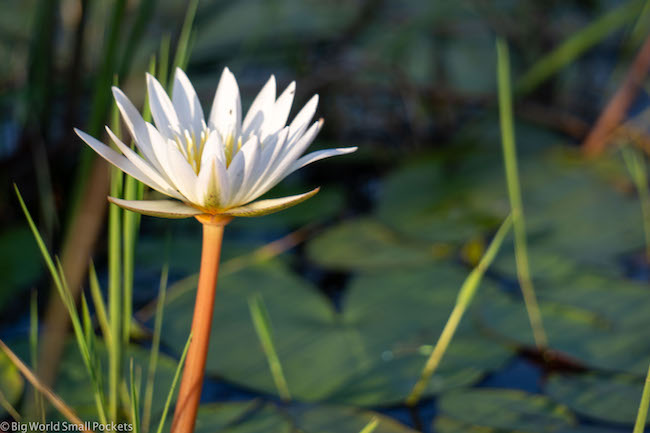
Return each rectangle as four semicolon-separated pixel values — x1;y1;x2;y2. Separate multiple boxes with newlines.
75;67;357;218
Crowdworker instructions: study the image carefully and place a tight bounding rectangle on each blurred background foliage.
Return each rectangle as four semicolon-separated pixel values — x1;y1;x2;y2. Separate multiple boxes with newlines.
3;0;650;432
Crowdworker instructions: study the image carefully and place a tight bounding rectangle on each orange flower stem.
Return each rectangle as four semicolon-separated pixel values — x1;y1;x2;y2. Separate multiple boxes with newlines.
171;214;232;433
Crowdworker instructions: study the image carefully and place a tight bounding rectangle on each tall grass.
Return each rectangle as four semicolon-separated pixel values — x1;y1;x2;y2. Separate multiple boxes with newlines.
496;38;548;350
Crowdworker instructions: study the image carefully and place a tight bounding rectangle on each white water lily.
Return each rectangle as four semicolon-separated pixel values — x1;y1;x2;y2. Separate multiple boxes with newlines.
75;67;357;218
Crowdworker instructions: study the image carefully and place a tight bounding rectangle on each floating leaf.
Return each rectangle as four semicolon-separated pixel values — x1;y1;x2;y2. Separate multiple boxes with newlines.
307;218;442;271
160;262;512;405
546;373;648;425
190;401;416;433
479;272;650;375
436;388;575;433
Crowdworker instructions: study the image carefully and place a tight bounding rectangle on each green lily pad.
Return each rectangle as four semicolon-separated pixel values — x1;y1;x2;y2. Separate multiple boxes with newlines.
436;388;576;433
469;147;643;276
0;350;23;419
375;155;499;245
546;373;648;425
306;218;444;271
160;261;512;406
434;415;622;433
478;272;650;375
189;401;417;433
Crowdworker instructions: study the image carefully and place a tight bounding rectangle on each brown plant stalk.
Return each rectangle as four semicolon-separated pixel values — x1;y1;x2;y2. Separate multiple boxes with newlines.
583;33;650;156
170;214;232;433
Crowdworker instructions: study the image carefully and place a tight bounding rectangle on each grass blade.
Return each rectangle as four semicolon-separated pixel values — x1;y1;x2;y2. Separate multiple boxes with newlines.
171;0;199;79
358;417;379;433
156;333;192;433
29;291;45;422
108;84;124;423
516;0;643;95
89;261;112;346
0;339;88;429
248;293;291;401
15;186;108;423
129;359;141;433
406;215;513;406
634;364;650;433
142;264;169;433
496;38;548;350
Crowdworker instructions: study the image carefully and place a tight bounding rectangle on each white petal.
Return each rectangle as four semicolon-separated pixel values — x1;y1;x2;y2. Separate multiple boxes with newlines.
249;120;322;200
241;128;289;203
112;87;165;173
260;81;295;141
147;73;181;139
221;187;319;217
75;128;179;199
199;131;226;169
288;94;318;142
108;197;202;219
104;127;184;200
242;75;276;138
142;122;178;186
172;68;205;139
164;141;201;204
230;136;262;205
208;67;242;141
197;156;230;209
285;147;358;177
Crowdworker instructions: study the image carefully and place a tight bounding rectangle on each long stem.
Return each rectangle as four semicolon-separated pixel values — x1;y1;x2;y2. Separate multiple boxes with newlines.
171;215;231;433
496;38;548;350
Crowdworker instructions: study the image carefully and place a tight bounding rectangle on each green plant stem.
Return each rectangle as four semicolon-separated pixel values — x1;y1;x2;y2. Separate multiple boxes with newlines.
497;39;548;351
248;293;291;401
634;364;650;433
406;215;513;406
171;0;200;81
29;291;45;422
358;417;379;433
108;95;124;423
156;334;192;433
142;265;169;433
516;0;643;95
171;215;231;433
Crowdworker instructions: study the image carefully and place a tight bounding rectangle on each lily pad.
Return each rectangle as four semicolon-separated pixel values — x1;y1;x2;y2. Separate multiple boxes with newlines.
306;218;444;271
436;388;576;433
160;261;512;406
375;155;499;245
478;272;650;375
0;350;23;419
469;147;643;276
189;401;417;433
546;373;648;425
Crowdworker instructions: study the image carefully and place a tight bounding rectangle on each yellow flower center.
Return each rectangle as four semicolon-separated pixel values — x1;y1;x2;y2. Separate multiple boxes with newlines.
174;128;208;174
